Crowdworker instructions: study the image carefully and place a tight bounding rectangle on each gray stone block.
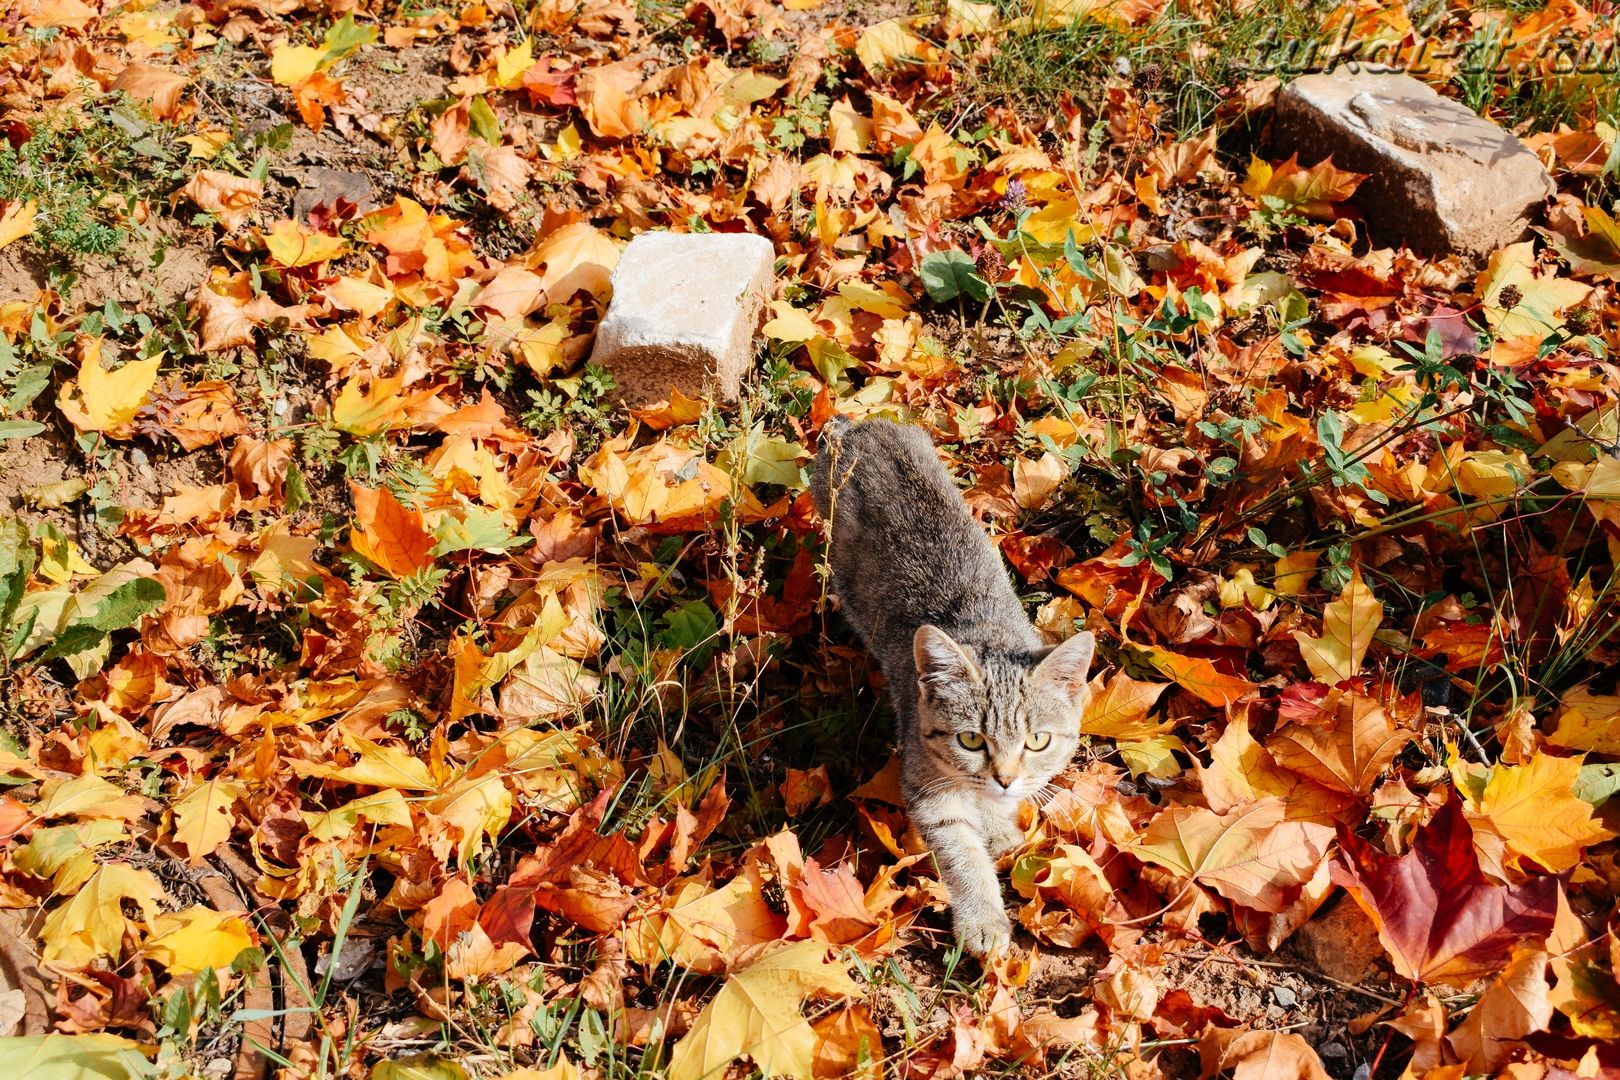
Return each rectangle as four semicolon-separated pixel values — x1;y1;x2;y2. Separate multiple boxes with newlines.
1274;70;1554;258
589;231;775;406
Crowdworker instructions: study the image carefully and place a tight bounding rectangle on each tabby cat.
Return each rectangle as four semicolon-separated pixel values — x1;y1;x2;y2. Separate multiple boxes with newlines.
811;417;1095;955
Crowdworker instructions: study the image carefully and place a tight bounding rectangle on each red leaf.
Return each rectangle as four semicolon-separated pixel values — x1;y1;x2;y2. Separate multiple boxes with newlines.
1332;798;1558;986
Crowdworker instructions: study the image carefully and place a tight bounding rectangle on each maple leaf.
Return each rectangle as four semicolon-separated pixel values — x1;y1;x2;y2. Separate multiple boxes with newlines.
350;483;435;579
668;940;861;1080
0;199;39;250
311;733;437;790
1333;798;1559;985
1266;691;1415;799
0;1034;154;1079
1129;797;1334;913
109;61;189;120
1463;751;1612;874
56;340;161;439
1474;240;1592;342
171;778;244;864
1550;203;1620;279
1447;946;1554;1072
1142;647;1256;707
1550;930;1620;1039
263;219;348;268
1548;686;1620;755
41;863;168;967
1291;568;1381;684
1241;154;1366;219
1081;671;1171;739
178;169;264;232
1196;1026;1330;1080
141;905;255;975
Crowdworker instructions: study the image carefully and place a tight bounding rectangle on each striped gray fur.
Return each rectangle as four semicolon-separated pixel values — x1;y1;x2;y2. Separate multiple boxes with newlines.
812;417;1094;955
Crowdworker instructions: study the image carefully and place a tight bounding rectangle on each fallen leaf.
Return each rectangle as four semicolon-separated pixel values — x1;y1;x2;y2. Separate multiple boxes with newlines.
1464;751;1612;874
171;779;244;863
1333;797;1558;985
1291;568;1381;684
350;484;435;579
668;940;861;1080
1446;946;1553;1072
1129;797;1333;913
141;905;255;975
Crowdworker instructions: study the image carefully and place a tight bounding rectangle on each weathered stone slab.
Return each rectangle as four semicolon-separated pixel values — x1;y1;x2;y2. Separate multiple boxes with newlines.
1273;70;1554;258
589;231;775;406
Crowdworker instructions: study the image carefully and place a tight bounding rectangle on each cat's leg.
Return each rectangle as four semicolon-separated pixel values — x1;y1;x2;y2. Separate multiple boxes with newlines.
978;794;1026;859
910;789;1013;956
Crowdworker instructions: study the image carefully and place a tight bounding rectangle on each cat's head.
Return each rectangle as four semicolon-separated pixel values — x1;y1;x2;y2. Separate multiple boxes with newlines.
912;625;1094;801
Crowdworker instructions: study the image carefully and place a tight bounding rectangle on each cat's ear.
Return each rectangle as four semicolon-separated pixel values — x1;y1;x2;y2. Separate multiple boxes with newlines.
914;625;980;689
1033;631;1095;700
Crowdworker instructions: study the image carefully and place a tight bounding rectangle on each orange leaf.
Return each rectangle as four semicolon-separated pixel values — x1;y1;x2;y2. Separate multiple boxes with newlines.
350;484;434;579
1142;647;1255;707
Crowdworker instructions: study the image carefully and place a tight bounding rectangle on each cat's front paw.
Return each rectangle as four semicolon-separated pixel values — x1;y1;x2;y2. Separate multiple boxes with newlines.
954;907;1014;957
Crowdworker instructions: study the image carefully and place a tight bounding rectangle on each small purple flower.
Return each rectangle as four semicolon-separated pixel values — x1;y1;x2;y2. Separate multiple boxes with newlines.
1002;178;1028;215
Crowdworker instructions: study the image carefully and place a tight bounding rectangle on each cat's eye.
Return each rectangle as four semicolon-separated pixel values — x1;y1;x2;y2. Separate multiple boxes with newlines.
956;732;987;752
1025;732;1052;751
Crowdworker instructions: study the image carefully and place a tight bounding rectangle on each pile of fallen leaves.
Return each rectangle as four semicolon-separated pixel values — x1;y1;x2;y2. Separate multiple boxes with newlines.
0;0;1618;1078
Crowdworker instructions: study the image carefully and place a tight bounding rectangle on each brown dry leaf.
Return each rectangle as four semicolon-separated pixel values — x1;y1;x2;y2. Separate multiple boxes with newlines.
1130;797;1334;912
111;61;189;119
1267;692;1415;799
178;169;264;232
1196;1026;1331;1080
1446;946;1553;1072
578;59;647;138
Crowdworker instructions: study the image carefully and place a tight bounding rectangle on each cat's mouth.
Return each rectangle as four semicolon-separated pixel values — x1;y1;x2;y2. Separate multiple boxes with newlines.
975;781;1030;803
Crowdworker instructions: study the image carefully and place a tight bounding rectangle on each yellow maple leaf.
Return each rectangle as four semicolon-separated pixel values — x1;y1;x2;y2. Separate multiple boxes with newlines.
668;940;861;1080
1548;686;1620;755
428;773;513;867
1466;751;1612;874
270;43;324;88
1241;154;1366;219
58;340;161;437
528;221;620;305
494;38;534;89
264;218;348;268
1476;241;1592;342
0;199;38;250
34;773;147;822
41;863;167;967
330;375;413;436
1292;568;1382;684
305;789;414;842
303;733;435;789
141;905;255;975
1081;671;1172;739
172;779;244;864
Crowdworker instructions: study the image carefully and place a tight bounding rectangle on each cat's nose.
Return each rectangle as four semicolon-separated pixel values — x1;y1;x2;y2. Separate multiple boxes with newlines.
992;772;1015;790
